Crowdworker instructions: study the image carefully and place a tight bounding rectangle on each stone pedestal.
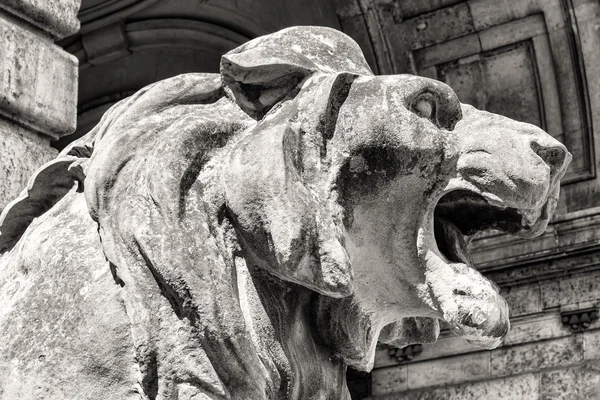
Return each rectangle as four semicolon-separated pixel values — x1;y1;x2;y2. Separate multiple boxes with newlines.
0;1;80;210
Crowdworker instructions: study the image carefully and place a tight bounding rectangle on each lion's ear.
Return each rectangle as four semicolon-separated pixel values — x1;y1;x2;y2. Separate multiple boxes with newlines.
221;46;317;119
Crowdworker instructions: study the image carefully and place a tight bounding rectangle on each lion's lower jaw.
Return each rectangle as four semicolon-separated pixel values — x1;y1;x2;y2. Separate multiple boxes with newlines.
424;250;510;348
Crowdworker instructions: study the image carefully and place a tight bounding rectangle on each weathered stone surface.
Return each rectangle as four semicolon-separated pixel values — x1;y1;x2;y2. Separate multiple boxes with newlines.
541;270;600;308
0;0;80;39
0;26;571;399
372;365;408;396
541;361;600;399
491;335;583;377
0;118;56;211
584;328;600;360
0;15;78;138
0;188;137;400
370;373;539;399
501;284;543;317
503;314;569;346
374;312;572;369
407;352;490;389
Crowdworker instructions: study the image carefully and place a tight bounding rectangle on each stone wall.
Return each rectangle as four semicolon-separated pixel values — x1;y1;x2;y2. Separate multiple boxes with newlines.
371;259;600;398
0;1;80;210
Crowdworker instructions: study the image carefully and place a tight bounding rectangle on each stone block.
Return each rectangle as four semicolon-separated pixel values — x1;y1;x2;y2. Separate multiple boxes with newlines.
407;334;478;362
0;15;78;138
444;373;538;399
407;352;490;389
469;0;534;31
478;14;546;52
491;335;582;377
375;313;571;369
541;271;600;308
368;373;539;399
401;2;475;50
413;33;481;69
584;329;600;360
0;118;56;211
501;284;542;317
372;364;408;396
503;314;569;346
399;0;463;20
541;361;600;399
0;0;80;39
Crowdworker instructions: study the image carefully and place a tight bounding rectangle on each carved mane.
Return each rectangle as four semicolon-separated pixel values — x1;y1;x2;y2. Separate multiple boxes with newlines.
0;27;378;398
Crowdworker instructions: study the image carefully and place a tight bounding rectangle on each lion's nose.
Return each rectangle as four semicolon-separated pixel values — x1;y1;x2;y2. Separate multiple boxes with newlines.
530;138;570;179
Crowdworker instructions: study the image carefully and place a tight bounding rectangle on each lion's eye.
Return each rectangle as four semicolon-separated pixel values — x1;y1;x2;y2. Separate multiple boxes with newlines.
414;99;433;119
410;93;436;121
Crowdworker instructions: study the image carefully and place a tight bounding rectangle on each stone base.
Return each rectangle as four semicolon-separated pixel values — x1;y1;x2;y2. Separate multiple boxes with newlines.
0;117;56;211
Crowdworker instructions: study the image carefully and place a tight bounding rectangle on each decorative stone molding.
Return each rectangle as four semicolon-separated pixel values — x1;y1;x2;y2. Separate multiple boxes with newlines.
388;344;424;363
0;0;81;39
81;22;130;66
561;307;599;331
473;207;600;281
0;2;80;209
0;16;78;139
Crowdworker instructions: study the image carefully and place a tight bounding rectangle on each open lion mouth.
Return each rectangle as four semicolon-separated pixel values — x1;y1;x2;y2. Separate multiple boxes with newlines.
433;190;528;266
424;189;551;348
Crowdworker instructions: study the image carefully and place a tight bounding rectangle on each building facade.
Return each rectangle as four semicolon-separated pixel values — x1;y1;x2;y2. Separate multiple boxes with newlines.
2;0;600;398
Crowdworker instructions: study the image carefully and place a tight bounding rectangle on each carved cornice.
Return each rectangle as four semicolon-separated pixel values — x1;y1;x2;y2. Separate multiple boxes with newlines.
0;0;81;39
561;307;599;331
78;0;164;33
386;344;424;363
472;207;600;283
63;18;249;71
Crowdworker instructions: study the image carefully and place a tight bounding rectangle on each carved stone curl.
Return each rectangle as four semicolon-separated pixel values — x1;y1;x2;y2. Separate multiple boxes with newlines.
0;27;571;399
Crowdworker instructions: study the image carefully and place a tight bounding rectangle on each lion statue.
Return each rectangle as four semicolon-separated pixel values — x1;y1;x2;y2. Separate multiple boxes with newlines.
0;27;570;399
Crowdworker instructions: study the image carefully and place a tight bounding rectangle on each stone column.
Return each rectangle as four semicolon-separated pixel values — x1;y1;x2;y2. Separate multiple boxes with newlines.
0;1;80;209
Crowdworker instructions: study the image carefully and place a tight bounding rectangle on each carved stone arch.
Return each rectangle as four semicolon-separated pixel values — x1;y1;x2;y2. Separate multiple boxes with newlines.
56;0;342;150
55;17;248;150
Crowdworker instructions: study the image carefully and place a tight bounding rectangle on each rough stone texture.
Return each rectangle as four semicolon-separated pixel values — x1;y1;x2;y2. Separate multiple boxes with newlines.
541;361;600;399
372;365;408;396
407;352;490;389
0;0;80;39
491;336;583;377
0;14;78;138
370;373;540;399
0;27;571;399
0;118;56;211
541;270;600;309
584;329;600;360
500;284;543;317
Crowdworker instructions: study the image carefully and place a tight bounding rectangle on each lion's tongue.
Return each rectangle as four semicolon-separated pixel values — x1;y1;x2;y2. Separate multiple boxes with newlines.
428;218;509;349
436;218;473;267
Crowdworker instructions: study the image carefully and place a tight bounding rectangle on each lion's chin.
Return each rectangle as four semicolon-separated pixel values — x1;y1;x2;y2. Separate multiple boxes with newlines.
424;245;510;349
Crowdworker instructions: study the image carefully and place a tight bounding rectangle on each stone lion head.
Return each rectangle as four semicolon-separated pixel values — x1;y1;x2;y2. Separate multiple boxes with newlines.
0;26;570;399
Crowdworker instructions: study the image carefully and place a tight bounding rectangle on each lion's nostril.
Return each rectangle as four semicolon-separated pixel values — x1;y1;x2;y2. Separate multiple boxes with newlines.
453;289;467;296
531;141;568;175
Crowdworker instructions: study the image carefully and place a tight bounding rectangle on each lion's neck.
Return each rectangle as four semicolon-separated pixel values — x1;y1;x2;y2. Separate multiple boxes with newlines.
235;257;350;399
